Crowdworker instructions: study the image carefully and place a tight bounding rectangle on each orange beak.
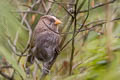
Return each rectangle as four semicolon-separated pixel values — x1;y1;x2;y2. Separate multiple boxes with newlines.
55;19;62;25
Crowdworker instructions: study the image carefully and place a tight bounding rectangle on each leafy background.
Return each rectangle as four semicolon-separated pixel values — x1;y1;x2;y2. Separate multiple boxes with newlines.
0;0;120;80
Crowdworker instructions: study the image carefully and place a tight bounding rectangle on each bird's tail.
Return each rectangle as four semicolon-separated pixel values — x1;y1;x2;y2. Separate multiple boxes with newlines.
40;51;59;80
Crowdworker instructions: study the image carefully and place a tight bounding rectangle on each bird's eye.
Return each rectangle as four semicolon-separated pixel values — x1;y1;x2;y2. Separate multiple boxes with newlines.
50;18;55;22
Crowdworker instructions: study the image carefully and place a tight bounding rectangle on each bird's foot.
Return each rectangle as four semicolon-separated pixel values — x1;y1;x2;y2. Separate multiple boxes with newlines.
42;67;50;75
25;68;31;77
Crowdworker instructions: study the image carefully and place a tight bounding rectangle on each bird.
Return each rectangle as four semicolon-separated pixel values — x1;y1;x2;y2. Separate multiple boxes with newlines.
25;15;62;76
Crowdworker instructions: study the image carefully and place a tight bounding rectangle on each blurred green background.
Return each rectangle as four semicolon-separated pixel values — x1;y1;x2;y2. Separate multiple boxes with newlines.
0;0;120;80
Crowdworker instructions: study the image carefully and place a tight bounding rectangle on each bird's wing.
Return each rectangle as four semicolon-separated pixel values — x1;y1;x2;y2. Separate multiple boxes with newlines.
34;31;60;62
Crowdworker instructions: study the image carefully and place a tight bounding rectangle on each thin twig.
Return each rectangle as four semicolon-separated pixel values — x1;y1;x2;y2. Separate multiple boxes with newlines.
69;0;79;75
45;0;54;14
21;0;42;24
50;0;74;18
0;65;12;69
6;35;27;56
17;17;32;63
15;10;45;15
77;0;116;13
43;14;120;51
48;0;75;5
76;0;87;14
61;0;90;52
0;71;12;80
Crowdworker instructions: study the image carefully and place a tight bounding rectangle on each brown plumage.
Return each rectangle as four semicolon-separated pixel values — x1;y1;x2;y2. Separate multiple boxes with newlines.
25;15;62;75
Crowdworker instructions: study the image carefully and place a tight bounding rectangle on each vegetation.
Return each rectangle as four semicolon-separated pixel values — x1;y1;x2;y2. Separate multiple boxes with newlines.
0;0;120;80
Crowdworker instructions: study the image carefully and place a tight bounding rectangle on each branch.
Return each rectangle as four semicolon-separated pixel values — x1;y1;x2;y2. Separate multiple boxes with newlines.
6;35;27;57
17;13;33;62
69;0;79;75
61;0;90;52
0;65;12;69
45;0;54;14
21;0;42;24
0;71;12;80
76;0;87;14
60;18;119;51
41;0;48;12
0;65;13;80
15;10;45;15
49;0;74;18
43;16;120;36
77;0;116;13
48;0;75;5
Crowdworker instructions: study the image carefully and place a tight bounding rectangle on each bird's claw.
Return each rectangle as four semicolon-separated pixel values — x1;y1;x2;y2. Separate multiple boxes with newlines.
25;68;31;77
42;67;50;74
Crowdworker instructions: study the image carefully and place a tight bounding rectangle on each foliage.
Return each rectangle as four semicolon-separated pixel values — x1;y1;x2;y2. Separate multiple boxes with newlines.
0;0;120;80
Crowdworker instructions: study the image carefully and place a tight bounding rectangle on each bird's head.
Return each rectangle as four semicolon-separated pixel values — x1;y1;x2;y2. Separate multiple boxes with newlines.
41;15;62;26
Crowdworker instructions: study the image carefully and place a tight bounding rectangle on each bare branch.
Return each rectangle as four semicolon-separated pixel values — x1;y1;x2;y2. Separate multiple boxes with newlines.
21;0;42;24
15;10;45;15
6;35;27;57
69;0;79;75
0;65;12;69
48;0;74;18
41;0;48;12
77;0;116;13
0;71;12;80
48;0;75;5
61;0;90;52
76;0;87;14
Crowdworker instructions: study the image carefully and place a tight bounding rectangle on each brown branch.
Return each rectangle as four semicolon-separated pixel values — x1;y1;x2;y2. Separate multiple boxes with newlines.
6;35;27;57
60;21;106;51
69;0;79;75
49;0;74;18
17;16;33;63
76;0;87;14
15;10;45;15
59;4;74;18
77;0;90;31
41;0;48;12
21;0;42;24
10;5;34;78
16;0;42;60
45;0;54;14
0;65;12;69
59;0;75;48
61;0;90;52
59;18;74;47
0;71;12;80
0;65;13;80
43;16;120;36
